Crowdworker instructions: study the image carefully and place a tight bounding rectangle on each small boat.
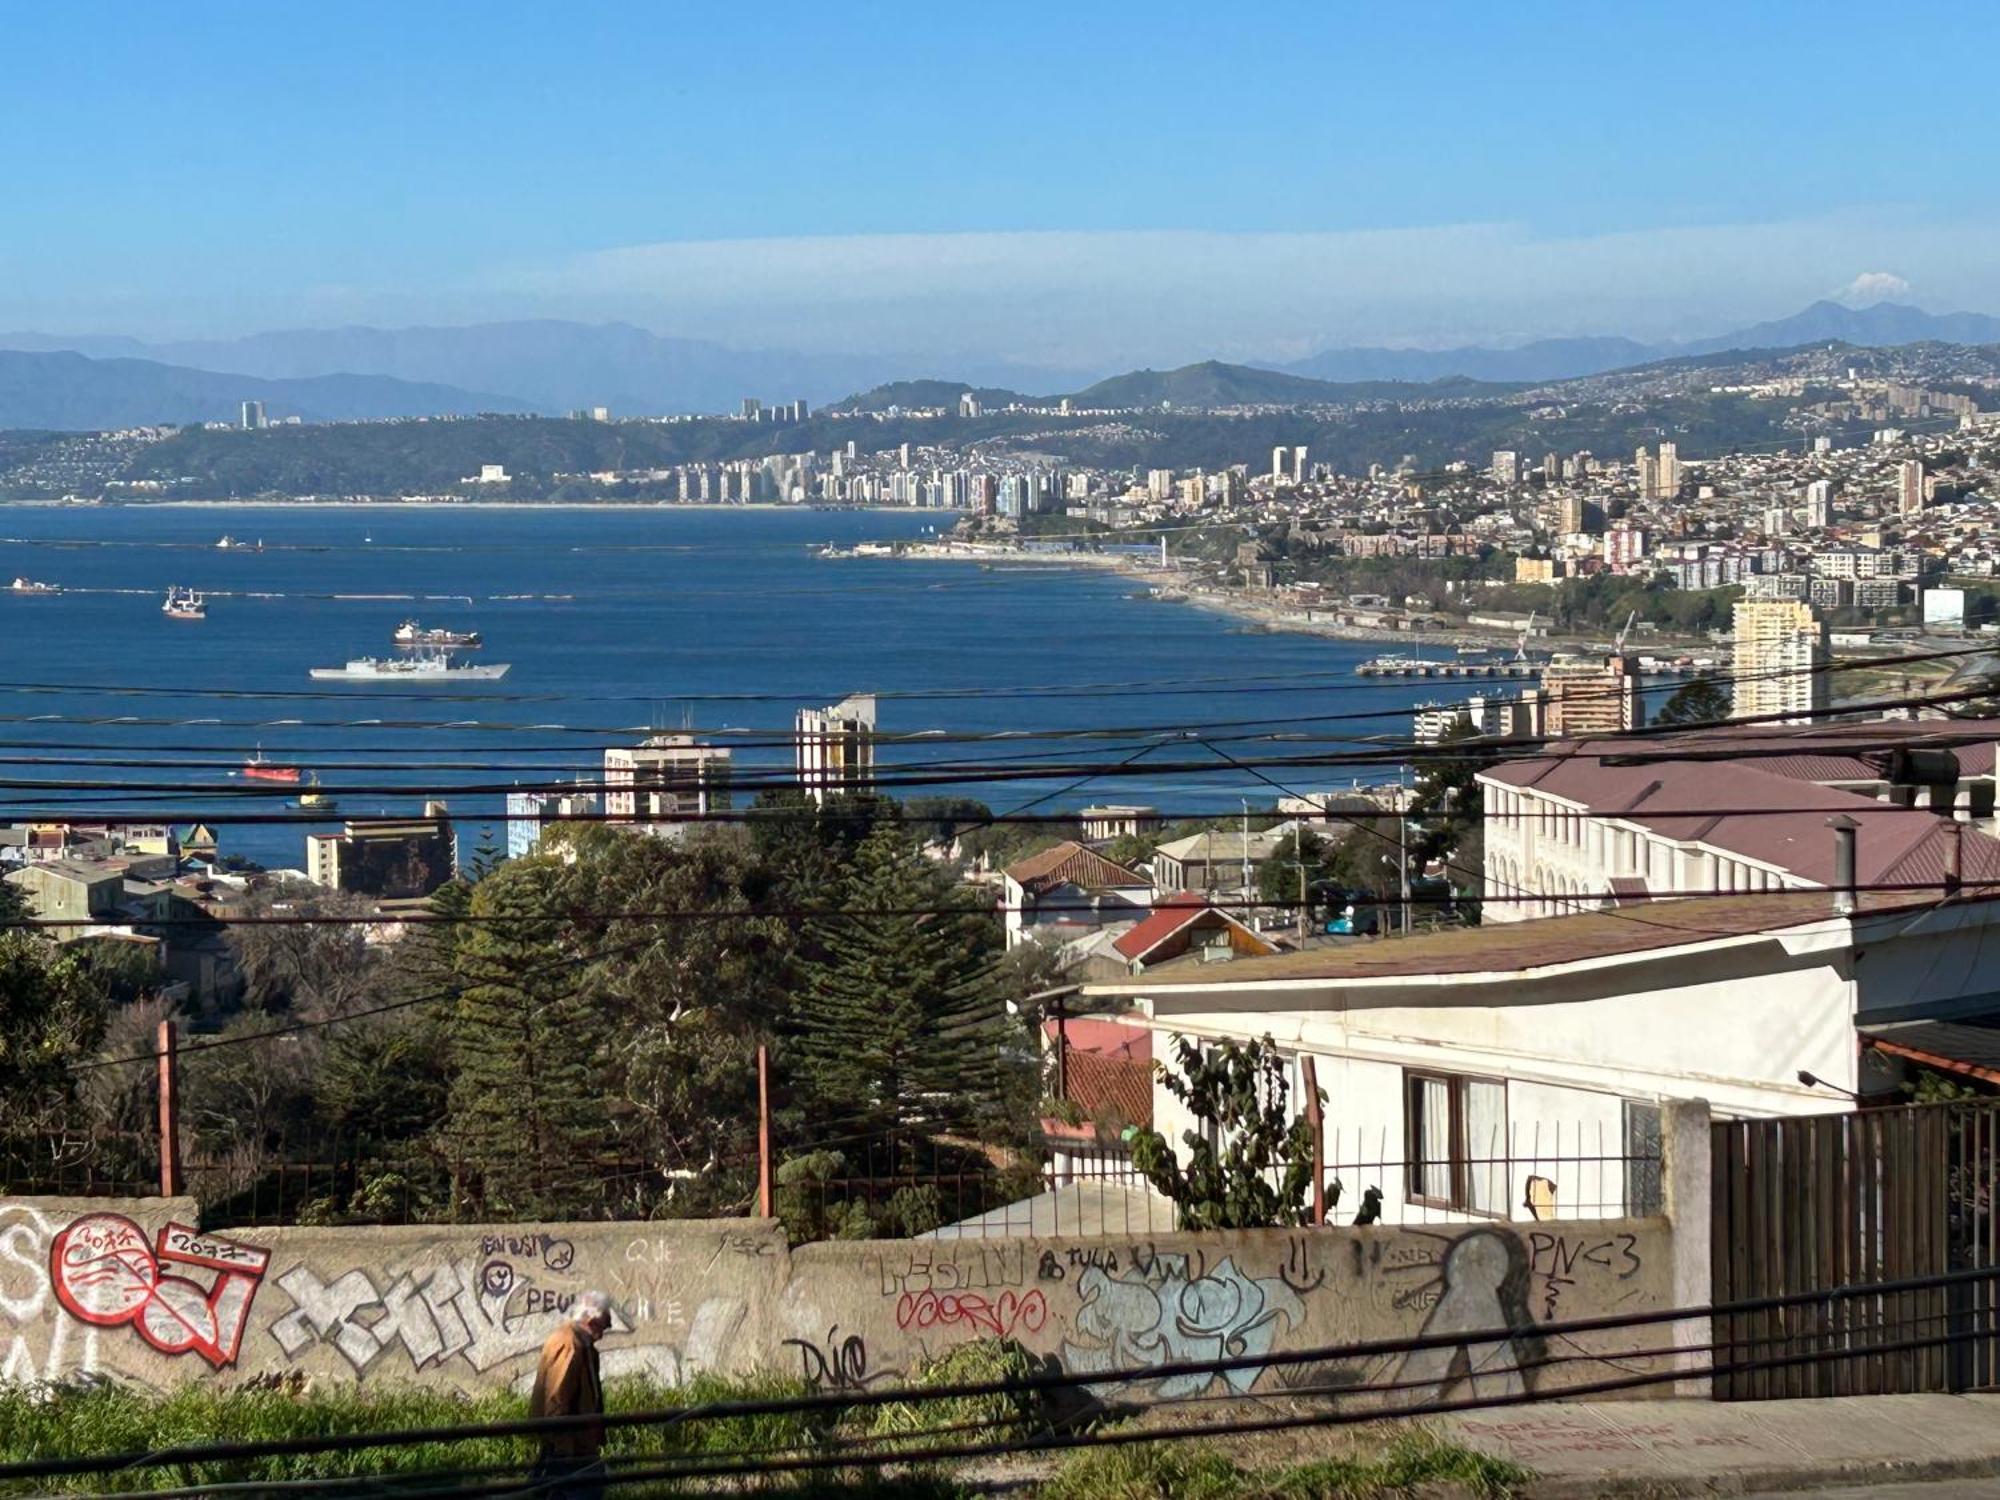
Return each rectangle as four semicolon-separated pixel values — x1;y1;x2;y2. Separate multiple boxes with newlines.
393;619;482;648
242;747;301;784
162;586;207;620
296;773;336;811
216;535;243;549
9;577;58;595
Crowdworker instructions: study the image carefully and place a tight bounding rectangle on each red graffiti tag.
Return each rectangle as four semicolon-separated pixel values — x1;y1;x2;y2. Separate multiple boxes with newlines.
895;1288;1047;1338
50;1214;269;1369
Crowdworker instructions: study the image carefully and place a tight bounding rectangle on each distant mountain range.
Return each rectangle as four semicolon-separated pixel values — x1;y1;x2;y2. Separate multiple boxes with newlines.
0;322;1086;424
828;363;1504;414
0;349;527;431
4;299;1999;432
1272;301;2000;384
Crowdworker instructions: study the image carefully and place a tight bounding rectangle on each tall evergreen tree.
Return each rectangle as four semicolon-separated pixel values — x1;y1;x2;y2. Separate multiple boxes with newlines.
1654;675;1730;726
445;858;610;1216
0;931;109;1135
792;822;1020;1146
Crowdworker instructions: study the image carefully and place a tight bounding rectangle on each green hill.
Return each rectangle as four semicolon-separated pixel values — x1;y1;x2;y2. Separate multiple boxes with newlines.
824;379;1033;414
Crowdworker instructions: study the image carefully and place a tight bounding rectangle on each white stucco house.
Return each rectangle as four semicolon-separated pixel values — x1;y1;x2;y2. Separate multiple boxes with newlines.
1480;719;2000;924
1084;886;2000;1228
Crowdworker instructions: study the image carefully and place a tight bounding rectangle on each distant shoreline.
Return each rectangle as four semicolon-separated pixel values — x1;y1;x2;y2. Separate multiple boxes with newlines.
128;500;922;514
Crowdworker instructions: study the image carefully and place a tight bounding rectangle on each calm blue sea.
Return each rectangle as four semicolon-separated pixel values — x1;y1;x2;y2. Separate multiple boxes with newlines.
0;505;1441;869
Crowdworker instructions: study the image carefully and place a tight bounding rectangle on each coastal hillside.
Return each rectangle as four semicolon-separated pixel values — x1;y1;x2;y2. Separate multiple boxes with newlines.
0;348;528;430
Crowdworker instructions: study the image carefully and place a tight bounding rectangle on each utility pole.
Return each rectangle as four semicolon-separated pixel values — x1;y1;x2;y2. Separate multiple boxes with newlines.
1298;833;1308;949
157;1020;182;1198
1398;768;1412;935
1241;798;1252;913
756;1043;773;1219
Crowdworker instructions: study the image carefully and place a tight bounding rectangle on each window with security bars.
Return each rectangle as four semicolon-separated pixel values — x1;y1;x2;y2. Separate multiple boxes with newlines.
1405;1069;1507;1215
1623;1099;1664;1216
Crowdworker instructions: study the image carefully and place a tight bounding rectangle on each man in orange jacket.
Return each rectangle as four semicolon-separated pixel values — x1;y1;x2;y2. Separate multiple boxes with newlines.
529;1290;612;1499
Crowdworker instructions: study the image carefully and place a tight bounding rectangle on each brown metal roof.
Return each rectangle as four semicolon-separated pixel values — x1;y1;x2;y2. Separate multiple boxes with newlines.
1003;840;1149;896
1107;888;1958;988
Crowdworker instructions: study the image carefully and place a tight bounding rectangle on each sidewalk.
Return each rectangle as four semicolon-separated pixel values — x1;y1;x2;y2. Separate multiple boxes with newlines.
1437;1394;2000;1497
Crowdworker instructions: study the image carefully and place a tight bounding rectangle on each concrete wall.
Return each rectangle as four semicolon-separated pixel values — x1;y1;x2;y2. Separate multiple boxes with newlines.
0;1196;1679;1405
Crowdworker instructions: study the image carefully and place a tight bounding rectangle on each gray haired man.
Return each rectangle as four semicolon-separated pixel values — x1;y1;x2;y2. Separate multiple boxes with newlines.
529;1291;612;1499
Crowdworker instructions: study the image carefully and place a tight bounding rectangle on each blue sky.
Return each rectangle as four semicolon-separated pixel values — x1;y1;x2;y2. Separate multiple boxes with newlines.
5;1;1998;364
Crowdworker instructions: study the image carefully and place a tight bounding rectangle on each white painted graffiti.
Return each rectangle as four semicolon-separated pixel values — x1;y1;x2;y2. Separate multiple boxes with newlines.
271;1252;751;1385
0;1204;97;1385
271;1256;576;1374
1060;1253;1305;1398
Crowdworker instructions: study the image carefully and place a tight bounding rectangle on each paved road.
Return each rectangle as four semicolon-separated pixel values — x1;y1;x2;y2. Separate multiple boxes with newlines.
1745;1484;2000;1498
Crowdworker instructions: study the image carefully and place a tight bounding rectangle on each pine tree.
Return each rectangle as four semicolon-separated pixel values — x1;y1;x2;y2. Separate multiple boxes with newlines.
1654;675;1730;726
792;822;1018;1146
444;858;610;1216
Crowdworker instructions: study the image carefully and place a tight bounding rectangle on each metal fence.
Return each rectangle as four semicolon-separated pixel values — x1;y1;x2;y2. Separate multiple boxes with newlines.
0;1128;159;1199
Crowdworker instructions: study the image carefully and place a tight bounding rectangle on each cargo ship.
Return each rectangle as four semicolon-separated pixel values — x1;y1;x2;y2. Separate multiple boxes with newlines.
9;577;59;595
242;747;300;783
296;773;336;811
162;586;207;620
393;619;482;648
309;655;510;681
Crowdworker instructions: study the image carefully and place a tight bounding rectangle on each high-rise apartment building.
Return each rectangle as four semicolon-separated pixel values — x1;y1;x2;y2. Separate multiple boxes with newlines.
604;735;732;829
1491;450;1519;485
796;694;877;805
1271;446;1290;483
240;400;267;430
1805;480;1834;529
1732;600;1826;725
1657;442;1681;497
1899;459;1927;516
1146;468;1175;500
1539;655;1642;738
1293;445;1309;484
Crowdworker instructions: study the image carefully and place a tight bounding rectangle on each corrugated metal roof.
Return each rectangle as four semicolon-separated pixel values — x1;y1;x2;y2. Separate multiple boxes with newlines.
1100;887;1962;988
1003;840;1149;896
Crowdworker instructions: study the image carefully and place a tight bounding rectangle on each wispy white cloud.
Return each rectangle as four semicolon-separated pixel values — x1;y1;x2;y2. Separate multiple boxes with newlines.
475;214;2000;366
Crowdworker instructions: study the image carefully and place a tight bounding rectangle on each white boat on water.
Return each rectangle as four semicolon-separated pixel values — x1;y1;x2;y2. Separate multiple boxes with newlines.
163;586;207;620
9;577;58;595
308;655;509;681
393;619;482;648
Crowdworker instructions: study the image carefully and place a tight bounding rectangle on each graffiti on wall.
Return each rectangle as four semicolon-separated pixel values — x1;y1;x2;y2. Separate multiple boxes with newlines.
1060;1252;1307;1398
2;1205;95;1384
50;1215;268;1370
1391;1229;1532;1403
270;1244;748;1387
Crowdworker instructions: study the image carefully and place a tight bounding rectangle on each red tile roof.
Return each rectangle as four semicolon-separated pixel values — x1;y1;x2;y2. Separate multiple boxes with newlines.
1003;840;1150;897
1063;1050;1152;1127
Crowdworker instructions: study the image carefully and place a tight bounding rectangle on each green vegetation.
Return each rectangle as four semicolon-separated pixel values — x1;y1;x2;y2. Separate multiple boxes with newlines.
50;792;1045;1231
0;1366;1525;1497
1127;1036;1323;1230
0;885;110;1140
1653;675;1731;726
1039;1429;1531;1499
0;1373;968;1496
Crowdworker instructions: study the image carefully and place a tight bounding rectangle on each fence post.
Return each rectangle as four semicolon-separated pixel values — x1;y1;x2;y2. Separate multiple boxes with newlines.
1661;1096;1713;1398
756;1043;774;1219
1300;1055;1326;1225
156;1019;183;1199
